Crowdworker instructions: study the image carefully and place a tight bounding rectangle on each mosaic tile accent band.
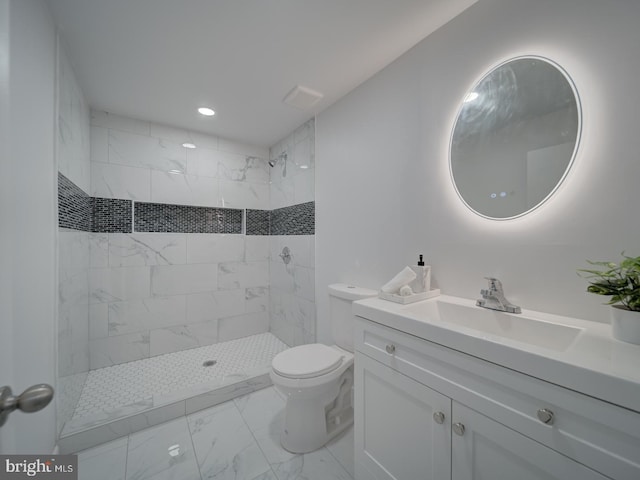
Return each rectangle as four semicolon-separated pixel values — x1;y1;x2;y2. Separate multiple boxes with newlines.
58;172;92;231
59;173;132;233
271;201;315;235
59;173;314;236
246;209;270;235
93;198;133;233
134;202;243;234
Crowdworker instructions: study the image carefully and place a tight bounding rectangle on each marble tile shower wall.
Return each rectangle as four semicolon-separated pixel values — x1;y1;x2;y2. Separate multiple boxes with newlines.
57;44;92;436
268;119;316;346
88;110;271;368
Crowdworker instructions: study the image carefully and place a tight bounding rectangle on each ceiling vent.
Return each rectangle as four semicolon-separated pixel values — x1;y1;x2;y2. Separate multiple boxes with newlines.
283;85;324;110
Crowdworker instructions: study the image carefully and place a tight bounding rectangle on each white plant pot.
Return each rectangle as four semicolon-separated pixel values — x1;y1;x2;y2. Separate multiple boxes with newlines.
610;305;640;345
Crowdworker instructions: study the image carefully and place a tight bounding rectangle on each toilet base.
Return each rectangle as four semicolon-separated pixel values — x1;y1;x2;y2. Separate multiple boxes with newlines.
280;399;354;454
275;365;355;454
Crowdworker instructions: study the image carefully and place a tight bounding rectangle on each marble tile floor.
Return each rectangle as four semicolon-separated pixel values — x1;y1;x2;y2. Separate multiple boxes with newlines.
76;386;354;480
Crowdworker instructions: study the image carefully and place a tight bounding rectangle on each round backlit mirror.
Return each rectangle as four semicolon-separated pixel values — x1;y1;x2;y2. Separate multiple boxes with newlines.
450;56;581;219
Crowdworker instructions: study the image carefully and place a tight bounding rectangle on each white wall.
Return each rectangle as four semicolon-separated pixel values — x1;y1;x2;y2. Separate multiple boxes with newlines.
315;0;640;344
5;0;57;453
0;0;14;454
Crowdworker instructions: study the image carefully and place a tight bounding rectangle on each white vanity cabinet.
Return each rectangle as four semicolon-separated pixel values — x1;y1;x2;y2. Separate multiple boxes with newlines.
355;353;451;480
354;316;640;480
450;402;607;480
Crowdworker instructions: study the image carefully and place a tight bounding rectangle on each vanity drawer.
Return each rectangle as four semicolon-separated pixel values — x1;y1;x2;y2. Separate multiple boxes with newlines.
355;316;640;480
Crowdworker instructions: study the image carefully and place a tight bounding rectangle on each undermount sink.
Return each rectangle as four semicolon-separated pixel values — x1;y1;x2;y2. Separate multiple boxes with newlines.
403;299;584;352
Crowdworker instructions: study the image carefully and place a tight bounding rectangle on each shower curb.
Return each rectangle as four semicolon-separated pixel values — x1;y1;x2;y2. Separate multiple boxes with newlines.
58;373;271;454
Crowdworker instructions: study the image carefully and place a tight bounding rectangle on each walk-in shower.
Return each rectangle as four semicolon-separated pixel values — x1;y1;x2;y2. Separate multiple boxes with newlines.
56;46;317;453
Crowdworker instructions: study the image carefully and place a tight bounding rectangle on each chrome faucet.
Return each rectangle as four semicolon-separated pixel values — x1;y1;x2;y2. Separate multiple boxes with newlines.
476;277;521;314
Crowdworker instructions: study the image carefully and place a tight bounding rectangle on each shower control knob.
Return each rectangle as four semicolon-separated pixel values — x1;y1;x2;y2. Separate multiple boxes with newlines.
433;411;445;424
537;408;555;425
0;384;54;427
452;422;466;436
278;247;291;265
385;344;396;354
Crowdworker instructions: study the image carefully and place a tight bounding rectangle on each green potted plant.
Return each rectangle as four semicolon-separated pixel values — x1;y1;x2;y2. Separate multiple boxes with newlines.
578;253;640;345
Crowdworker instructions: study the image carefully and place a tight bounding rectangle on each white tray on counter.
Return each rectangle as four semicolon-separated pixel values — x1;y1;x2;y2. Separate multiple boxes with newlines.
378;288;440;304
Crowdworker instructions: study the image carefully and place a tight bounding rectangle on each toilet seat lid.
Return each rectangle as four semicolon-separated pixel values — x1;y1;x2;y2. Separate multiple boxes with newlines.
272;344;344;379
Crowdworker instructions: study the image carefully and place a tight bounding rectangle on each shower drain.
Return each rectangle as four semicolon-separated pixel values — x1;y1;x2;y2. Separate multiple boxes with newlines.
202;360;217;367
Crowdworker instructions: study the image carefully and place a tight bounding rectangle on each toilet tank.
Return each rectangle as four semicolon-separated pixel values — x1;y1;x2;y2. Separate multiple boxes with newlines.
328;283;377;352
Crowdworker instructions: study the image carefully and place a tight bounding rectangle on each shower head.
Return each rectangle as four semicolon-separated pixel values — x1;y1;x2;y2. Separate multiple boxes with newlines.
268;152;287;167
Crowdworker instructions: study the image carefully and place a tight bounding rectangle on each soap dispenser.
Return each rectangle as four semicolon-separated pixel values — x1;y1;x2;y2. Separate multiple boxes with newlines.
409;255;431;294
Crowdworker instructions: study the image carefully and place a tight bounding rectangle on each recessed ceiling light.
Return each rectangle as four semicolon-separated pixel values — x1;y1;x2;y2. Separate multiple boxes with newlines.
299;165;309;169
182;142;196;149
198;107;215;116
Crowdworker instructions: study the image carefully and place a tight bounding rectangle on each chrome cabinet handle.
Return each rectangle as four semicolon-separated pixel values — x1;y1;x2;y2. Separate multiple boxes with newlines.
537;408;555;425
433;411;445;424
0;384;54;427
385;344;396;354
452;422;466;436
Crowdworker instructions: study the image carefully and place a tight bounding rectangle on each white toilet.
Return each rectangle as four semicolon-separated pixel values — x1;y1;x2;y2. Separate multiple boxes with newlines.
270;283;377;454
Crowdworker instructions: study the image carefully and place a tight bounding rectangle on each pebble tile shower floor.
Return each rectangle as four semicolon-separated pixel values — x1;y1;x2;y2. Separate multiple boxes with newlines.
72;333;287;420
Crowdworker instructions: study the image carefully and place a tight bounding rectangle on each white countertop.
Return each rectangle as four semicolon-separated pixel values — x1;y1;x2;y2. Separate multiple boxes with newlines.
353;294;640;413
